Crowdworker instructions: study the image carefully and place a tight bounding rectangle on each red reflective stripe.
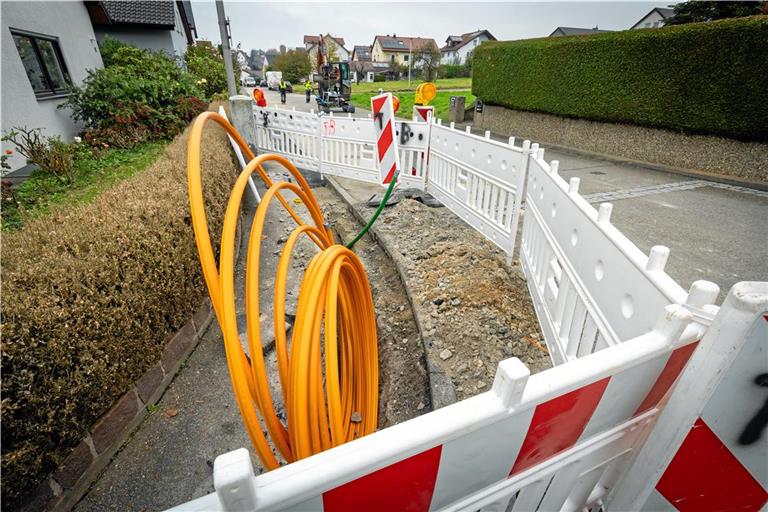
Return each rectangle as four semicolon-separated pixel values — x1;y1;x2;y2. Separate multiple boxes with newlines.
656;418;768;512
323;445;442;512
377;120;393;163
383;163;397;184
633;342;698;417
510;377;610;476
372;95;387;114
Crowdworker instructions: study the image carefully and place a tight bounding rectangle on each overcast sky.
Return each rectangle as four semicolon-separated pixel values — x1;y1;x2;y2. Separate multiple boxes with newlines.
190;1;675;53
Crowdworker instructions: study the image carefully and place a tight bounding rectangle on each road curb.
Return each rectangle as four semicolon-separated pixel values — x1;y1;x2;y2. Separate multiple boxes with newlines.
325;176;457;411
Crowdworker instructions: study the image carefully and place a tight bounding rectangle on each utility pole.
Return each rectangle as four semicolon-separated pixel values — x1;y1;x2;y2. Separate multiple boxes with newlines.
216;0;237;97
407;49;412;86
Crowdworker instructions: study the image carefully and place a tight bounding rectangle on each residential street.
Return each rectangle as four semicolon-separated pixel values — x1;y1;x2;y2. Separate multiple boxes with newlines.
252;87;768;296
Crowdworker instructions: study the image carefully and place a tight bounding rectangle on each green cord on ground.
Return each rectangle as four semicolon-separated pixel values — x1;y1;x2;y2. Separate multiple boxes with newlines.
346;171;399;249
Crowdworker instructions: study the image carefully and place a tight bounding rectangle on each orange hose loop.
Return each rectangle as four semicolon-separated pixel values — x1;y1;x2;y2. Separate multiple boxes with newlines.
187;112;378;470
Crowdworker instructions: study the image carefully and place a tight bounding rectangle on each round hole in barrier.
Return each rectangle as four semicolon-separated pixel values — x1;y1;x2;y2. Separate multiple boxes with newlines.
487;154;492;165
551;202;556;217
471;148;476;158
455;142;459;152
501;160;507;171
571;229;578;246
595;260;605;281
540;189;544;200
621;294;634;319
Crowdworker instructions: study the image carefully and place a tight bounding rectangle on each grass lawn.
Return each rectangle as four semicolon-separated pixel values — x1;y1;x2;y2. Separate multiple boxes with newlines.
2;141;166;230
351;77;471;94
350;91;476;122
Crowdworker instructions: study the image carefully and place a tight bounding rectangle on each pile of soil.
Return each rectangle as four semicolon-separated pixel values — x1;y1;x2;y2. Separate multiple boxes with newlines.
370;198;550;401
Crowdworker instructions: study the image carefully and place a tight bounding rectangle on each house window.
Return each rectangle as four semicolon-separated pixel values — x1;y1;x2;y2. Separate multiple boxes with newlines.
403;54;409;62
390;55;395;63
11;30;70;99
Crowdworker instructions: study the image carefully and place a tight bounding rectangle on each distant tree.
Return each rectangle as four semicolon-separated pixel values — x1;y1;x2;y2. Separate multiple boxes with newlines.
350;60;366;83
326;42;339;63
413;43;441;81
274;49;312;82
665;1;765;25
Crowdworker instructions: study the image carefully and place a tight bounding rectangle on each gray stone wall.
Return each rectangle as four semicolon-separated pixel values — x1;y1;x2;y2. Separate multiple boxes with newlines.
475;105;768;183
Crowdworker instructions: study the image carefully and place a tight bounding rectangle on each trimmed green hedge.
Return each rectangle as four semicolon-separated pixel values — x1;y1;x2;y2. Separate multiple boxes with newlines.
472;16;768;141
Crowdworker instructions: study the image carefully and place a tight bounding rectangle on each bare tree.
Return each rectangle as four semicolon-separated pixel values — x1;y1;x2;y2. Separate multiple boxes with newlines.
413;42;441;81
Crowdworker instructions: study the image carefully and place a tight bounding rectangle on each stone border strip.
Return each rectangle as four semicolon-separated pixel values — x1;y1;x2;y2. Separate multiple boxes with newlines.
23;300;215;512
581;180;768;204
325;176;457;410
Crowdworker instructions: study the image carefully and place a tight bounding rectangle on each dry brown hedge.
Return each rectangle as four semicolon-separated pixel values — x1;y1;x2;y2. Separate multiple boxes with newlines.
1;104;238;507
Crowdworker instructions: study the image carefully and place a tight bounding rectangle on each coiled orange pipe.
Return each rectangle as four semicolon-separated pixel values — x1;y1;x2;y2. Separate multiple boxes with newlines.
187;111;378;469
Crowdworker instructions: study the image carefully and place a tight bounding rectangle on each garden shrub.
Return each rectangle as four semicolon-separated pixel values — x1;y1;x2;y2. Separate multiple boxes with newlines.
472;16;768;141
62;46;206;148
0;107;238;507
185;43;228;99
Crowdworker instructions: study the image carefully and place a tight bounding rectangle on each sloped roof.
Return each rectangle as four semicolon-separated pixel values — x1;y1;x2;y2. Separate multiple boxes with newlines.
440;30;496;53
352;45;372;61
549;26;613;37
630;7;676;29
304;34;346;47
98;1;176;27
373;35;438;53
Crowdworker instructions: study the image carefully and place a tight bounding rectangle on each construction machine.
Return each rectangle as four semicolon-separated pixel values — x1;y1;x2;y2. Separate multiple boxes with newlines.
313;61;356;114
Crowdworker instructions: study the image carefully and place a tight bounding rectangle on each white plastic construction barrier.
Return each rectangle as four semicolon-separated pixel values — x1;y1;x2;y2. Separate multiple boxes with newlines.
254;107;321;173
171;299;717;512
253;106;430;190
519;149;719;365
608;282;768;512
426;121;529;255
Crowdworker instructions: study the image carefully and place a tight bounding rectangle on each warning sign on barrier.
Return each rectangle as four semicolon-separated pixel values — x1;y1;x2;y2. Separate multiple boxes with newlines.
413;105;434;123
371;93;400;186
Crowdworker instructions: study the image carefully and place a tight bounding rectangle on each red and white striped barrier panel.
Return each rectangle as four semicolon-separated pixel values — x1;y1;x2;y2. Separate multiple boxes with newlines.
413;105;435;123
170;299;721;512
607;281;768;512
370;93;401;186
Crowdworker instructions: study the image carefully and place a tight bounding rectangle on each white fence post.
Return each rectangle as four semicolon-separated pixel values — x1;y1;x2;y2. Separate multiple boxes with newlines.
213;448;258;511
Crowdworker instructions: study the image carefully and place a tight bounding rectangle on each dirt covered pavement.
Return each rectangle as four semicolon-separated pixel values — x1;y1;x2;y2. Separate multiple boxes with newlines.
328;177;551;402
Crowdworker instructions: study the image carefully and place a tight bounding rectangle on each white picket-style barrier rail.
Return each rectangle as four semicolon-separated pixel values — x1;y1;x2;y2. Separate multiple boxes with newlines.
167;102;767;512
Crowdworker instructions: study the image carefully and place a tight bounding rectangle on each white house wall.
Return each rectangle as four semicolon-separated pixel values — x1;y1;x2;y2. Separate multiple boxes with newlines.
441;34;492;64
1;1;104;171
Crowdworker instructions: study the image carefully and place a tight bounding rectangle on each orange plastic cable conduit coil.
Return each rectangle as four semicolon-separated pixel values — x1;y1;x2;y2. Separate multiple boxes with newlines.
186;111;378;469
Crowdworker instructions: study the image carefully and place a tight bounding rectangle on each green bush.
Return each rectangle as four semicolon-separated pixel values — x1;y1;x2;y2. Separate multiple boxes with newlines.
440;64;471;79
185;43;228;99
98;35;134;67
472;16;768;141
0;111;237;508
61;46;206;148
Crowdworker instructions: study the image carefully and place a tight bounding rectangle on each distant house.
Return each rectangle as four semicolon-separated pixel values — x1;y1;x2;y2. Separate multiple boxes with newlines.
1;1;104;174
371;35;439;66
85;0;196;58
630;7;675;29
549;26;612;37
351;45;372;62
304;34;350;64
263;48;279;75
440;30;496;64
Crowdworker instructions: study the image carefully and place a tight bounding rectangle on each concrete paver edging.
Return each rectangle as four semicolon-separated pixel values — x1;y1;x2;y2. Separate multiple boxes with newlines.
325;176;457;410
